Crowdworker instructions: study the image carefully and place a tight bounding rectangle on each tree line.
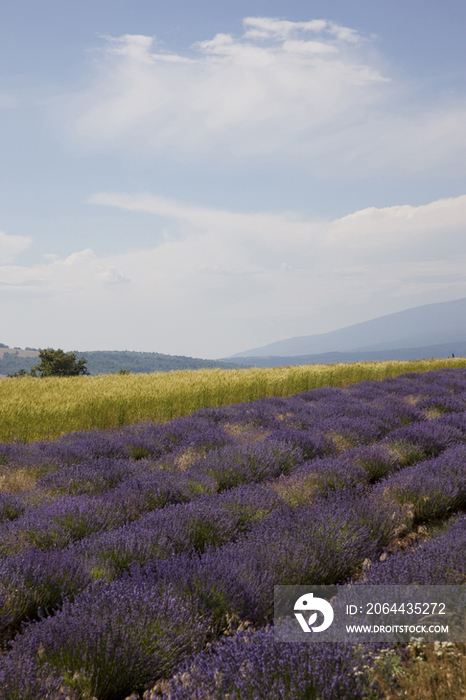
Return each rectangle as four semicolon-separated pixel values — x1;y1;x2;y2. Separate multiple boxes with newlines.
8;349;90;378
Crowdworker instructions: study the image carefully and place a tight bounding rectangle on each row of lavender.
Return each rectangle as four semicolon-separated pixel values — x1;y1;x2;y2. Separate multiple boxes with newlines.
1;369;466;698
160;504;466;700
4;510;466;700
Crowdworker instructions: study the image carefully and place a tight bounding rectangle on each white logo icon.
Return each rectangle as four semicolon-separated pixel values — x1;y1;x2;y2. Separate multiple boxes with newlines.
294;592;334;632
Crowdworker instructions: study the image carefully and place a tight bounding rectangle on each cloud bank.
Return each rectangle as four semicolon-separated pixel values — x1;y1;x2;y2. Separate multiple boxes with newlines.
1;194;465;356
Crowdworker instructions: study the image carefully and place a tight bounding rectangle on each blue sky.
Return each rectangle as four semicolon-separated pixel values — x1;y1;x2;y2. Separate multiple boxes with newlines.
1;0;465;358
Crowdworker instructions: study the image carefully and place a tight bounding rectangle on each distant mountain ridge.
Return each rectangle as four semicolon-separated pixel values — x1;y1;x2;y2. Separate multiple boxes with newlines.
230;340;466;368
230;297;466;358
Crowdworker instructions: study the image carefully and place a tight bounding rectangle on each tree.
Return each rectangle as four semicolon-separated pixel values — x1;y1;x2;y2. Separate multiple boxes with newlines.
31;349;90;377
7;368;30;378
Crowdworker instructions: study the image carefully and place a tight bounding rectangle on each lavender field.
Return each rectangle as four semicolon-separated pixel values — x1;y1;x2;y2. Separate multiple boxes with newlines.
2;367;466;699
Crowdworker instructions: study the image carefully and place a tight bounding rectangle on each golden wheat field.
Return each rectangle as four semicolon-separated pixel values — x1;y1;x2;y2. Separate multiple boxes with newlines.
1;357;465;443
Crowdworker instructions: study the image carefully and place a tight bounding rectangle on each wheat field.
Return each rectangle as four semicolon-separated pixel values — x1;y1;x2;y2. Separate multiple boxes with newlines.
1;357;465;443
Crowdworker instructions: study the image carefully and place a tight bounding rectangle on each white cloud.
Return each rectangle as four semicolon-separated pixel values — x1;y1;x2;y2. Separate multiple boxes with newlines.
1;194;465;356
0;231;32;264
61;19;390;161
53;17;466;176
282;40;338;55
0;247;129;289
325;195;466;250
241;17;360;42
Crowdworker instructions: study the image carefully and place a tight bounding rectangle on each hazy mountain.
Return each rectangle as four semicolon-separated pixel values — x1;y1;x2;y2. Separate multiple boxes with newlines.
230;340;466;368
229;297;466;358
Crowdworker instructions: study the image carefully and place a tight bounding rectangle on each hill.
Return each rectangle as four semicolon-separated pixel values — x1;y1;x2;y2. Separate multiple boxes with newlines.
75;350;238;374
0;348;237;377
0;348;39;377
230;297;466;358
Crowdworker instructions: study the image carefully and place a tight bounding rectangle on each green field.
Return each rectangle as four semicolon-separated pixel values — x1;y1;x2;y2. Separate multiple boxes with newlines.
1;357;465;443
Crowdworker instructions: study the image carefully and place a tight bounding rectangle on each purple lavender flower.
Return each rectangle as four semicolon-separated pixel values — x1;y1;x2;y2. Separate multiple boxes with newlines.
76;483;283;579
0;491;26;523
187;440;303;491
383;420;464;462
345;444;399;482
162;627;378;700
0;654;66;700
2;576;210;700
199;491;380;623
375;445;466;523
267;426;333;458
363;513;466;585
0;548;91;643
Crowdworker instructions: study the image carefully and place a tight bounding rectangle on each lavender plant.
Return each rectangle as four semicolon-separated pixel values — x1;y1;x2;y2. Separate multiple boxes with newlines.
77;483;284;579
376;445;466;523
0;495;129;556
197;490;395;624
0;548;92;644
35;456;141;496
0;654;66;700
274;455;369;502
347;444;399;482
186;439;303;490
383;420;464;464
161;627;380;700
363;514;466;585
0;491;26;523
0;469;216;557
1;576;209;700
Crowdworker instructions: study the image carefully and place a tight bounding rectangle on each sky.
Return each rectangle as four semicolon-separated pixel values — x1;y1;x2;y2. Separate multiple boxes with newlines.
1;0;465;359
